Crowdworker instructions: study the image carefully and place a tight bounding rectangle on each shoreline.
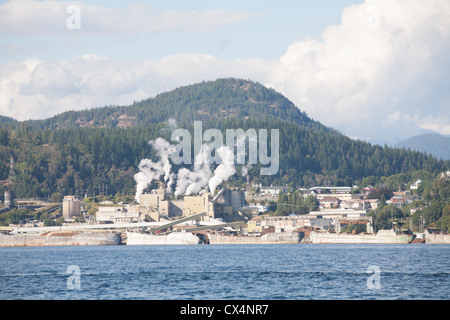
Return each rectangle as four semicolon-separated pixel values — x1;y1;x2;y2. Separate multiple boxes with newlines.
2;229;448;247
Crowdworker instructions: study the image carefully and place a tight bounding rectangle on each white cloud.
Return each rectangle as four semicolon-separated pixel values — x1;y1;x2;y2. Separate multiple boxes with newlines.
0;0;254;36
262;0;450;143
0;53;274;120
418;117;450;135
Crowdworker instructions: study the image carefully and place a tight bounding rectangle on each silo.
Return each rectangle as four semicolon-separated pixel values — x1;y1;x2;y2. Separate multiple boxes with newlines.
63;196;81;219
4;190;14;208
230;191;244;213
223;189;231;206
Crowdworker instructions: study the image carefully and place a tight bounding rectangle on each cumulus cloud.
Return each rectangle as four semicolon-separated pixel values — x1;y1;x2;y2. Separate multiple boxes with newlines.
0;53;273;120
0;55;148;120
266;0;450;143
0;0;449;144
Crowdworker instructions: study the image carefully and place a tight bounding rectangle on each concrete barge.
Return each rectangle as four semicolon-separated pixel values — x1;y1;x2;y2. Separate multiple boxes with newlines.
126;230;203;245
207;231;303;244
125;230;302;245
423;228;450;244
0;231;122;247
309;229;415;244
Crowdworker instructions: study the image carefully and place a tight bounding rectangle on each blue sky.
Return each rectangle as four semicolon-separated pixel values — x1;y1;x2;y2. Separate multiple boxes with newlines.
0;0;449;145
1;0;363;61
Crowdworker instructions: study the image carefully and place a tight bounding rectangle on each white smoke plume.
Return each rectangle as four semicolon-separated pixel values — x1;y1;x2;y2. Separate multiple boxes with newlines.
174;143;213;198
208;145;236;194
150;138;174;184
235;134;255;177
166;172;176;194
241;164;251;177
135;138;238;201
134;137;175;202
160;118;178;135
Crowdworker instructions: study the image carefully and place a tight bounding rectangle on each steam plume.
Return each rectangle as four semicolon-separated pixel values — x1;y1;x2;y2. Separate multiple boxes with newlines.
174;144;213;198
135;138;238;201
134;137;175;202
208;145;236;194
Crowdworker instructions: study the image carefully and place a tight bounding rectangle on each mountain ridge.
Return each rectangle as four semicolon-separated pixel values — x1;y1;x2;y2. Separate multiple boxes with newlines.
396;133;450;160
14;78;334;135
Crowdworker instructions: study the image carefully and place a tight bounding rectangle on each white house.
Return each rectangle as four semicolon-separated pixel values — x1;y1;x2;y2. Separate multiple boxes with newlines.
410;179;422;190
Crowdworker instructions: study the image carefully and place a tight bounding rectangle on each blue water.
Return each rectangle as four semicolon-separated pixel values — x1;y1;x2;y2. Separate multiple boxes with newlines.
0;244;449;300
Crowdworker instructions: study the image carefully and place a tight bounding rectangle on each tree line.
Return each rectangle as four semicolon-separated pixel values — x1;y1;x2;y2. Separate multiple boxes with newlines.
0;117;448;200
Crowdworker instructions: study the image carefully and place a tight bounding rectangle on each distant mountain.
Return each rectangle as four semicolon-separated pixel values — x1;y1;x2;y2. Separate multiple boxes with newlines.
396;134;450;160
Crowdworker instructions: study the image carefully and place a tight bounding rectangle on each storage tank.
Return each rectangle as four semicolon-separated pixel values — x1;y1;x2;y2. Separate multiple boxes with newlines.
215;189;231;206
230;191;245;213
63;196;81;219
4;190;14;208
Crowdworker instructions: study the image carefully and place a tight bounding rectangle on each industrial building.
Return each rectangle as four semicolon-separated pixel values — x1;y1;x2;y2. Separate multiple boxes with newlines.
63;196;81;219
139;183;245;221
96;204;141;223
96;182;247;224
138;185;246;222
4;190;14;208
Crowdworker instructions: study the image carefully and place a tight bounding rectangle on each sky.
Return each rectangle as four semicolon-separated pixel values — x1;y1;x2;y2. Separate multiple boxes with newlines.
0;0;449;146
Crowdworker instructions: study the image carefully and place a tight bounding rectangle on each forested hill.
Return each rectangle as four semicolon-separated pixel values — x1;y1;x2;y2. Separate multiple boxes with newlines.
20;78;333;134
0;115;17;125
0;78;448;198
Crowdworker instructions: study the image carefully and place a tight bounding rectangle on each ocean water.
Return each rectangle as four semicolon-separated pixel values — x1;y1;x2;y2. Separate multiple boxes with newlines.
0;244;448;300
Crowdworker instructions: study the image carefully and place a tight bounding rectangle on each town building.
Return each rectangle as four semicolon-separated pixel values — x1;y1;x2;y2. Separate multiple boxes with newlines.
310;186;353;194
316;193;353;201
239;205;270;217
259;186;290;196
387;192;419;208
319;196;340;209
247;218;264;234
340;199;379;210
410;179;422;190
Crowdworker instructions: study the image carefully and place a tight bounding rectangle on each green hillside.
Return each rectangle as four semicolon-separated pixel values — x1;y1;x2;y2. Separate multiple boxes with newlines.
23;78;332;133
0;78;448;198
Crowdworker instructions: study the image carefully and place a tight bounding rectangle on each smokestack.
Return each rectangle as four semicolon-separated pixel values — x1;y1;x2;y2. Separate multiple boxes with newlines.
4;190;14;208
158;180;166;200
